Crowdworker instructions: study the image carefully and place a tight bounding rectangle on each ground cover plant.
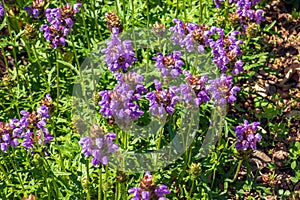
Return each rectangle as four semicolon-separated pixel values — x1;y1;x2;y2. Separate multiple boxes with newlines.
0;0;299;199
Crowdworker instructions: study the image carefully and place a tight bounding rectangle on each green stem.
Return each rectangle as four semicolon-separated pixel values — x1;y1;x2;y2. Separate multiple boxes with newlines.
233;159;243;182
200;0;203;23
81;9;91;51
122;0;126;26
156;126;164;150
176;0;179;17
1;47;8;68
183;0;187;21
98;166;102;200
56;50;60;116
9;150;25;191
104;165;108;200
70;33;81;70
86;160;91;200
189;178;195;197
92;0;103;40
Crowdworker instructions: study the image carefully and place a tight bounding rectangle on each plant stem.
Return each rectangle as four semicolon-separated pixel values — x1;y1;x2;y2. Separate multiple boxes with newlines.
81;8;91;51
104;165;108;200
183;0;187;21
233;159;243;182
92;0;103;40
122;0;126;26
56;50;60;116
86;160;91;200
98;166;102;200
189;177;195;197
156;126;164;150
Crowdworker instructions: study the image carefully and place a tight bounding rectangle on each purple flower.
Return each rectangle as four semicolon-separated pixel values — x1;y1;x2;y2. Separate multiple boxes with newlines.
98;72;146;125
153;51;184;78
73;3;82;13
234;120;261;151
128;171;170;200
207;74;240;106
145;80;181;117
0;4;4;20
185;75;210;106
79;128;119;167
40;3;81;49
101;28;137;72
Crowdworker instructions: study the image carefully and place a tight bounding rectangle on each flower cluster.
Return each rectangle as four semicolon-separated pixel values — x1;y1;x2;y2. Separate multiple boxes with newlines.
185;73;210;106
79;125;119;166
153;51;185;78
0;94;54;154
207;74;240;106
169;19;244;74
0;121;19;153
145;80;180;117
0;4;4;20
205;27;243;73
234;120;262;151
98;72;147;125
169;19;208;53
101;28;137;72
24;0;46;19
39;2;81;48
128;171;170;200
214;0;265;27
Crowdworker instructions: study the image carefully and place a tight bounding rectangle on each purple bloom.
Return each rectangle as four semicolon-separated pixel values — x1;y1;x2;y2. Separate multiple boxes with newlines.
40;3;81;48
79;128;119;167
98;72;146;125
6;94;54;154
73;3;82;13
185;75;210;106
207;74;240;106
0;4;4;20
153;51;184;78
234;120;261;151
101;28;137;72
145;80;181;117
128;171;170;200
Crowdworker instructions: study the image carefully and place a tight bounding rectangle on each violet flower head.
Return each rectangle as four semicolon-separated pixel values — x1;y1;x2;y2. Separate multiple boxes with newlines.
186;75;210;106
153;51;184;78
79;125;119;167
101;28;137;72
40;2;81;48
0;4;4;20
128;171;170;200
207;74;240;106
145;80;181;117
98;72;146;125
234;120;261;151
0;95;54;154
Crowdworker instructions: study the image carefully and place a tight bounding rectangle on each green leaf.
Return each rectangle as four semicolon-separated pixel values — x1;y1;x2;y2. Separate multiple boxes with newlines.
57;60;80;75
263;20;277;32
53;171;72;176
291;161;297;169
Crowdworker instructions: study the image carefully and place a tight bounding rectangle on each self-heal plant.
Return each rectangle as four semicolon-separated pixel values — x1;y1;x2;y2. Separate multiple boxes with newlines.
0;94;54;155
24;0;46;19
98;71;147;125
0;3;4;20
79;124;119;166
39;2;82;48
128;171;170;200
145;80;181;117
101;27;137;72
153;51;185;78
207;74;240;106
234;120;262;151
